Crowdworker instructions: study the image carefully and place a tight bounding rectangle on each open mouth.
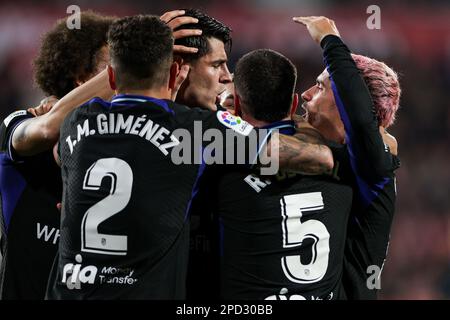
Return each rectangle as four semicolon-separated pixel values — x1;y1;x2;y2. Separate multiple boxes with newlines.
301;103;310;121
216;90;226;105
302;110;309;121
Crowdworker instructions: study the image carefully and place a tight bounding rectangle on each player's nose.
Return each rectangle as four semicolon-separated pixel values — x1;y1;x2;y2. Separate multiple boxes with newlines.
220;64;232;84
301;87;313;102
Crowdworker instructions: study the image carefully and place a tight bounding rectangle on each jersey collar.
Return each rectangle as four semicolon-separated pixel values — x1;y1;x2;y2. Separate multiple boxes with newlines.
111;94;174;115
261;120;296;136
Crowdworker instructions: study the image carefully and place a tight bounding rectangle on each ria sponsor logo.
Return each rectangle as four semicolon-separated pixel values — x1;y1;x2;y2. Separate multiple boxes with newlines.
62;254;97;290
61;254;138;289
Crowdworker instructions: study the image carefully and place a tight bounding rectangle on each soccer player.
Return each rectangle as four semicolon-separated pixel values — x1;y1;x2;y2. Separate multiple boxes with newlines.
0;11;114;299
212;49;353;300
45;14;334;300
161;9;233;111
162;9;339;300
160;9;236;299
294;16;401;299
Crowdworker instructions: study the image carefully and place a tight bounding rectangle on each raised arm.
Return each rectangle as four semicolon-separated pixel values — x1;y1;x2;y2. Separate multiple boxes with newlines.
12;69;112;157
294;16;394;181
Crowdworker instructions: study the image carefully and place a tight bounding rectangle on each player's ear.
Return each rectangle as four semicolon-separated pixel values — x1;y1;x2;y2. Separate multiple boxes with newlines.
107;65;117;91
169;62;180;90
290;93;299;117
173;55;184;66
234;94;242;117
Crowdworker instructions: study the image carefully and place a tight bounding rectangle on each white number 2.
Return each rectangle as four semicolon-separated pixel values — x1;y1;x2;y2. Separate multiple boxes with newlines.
81;158;133;256
280;192;330;284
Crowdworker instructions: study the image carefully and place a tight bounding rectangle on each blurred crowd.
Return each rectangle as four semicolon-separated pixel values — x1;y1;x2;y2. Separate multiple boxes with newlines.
0;0;448;299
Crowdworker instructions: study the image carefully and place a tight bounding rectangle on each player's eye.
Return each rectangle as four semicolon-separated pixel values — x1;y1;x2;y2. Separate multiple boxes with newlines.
213;61;226;69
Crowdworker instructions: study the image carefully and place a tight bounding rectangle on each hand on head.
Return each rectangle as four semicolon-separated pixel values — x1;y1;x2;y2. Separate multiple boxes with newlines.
160;10;201;54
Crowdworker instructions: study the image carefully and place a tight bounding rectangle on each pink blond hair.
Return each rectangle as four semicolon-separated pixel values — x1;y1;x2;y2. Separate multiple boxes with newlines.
351;54;401;128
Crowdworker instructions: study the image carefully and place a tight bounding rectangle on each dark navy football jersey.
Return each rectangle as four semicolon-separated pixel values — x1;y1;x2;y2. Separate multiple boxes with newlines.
0;110;61;299
46;95;266;300
322;35;400;299
186;104;231;301
213;121;353;300
342;167;398;300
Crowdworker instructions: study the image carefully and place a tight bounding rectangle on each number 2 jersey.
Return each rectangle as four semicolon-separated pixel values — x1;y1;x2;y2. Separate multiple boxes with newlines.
46;94;265;300
0;110;61;299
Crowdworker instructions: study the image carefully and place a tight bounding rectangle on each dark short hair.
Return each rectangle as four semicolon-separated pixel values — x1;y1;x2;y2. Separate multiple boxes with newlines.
174;8;232;62
34;11;115;98
108;15;174;90
234;49;297;123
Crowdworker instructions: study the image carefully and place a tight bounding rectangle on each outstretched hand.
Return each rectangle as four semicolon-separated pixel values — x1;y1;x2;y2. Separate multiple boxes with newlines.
160;10;202;54
293;16;340;44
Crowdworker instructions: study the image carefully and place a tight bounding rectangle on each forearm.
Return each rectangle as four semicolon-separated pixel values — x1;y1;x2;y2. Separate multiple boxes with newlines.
322;35;393;179
271;131;334;175
12;69;112;156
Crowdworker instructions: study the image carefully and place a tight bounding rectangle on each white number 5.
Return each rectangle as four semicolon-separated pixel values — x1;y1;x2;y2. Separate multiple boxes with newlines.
280;192;330;283
81;158;133;256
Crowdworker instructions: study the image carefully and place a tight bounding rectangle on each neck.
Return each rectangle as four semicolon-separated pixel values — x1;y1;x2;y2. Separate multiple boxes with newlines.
242;112;291;128
115;87;171;100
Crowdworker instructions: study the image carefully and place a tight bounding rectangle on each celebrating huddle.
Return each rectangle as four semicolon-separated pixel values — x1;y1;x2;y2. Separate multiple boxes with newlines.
0;9;400;300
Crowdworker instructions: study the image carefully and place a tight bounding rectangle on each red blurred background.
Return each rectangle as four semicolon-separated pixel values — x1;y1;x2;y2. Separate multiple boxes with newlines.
0;0;448;299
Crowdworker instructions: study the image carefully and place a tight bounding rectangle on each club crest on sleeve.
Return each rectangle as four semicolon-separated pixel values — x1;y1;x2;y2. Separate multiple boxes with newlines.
217;110;253;136
4;110;27;127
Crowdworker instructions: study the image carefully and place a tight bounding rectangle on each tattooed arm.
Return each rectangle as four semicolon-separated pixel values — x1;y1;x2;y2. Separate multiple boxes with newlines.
264;127;334;175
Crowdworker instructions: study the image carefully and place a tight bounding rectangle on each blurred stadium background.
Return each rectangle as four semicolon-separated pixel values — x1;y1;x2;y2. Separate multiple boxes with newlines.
0;0;448;299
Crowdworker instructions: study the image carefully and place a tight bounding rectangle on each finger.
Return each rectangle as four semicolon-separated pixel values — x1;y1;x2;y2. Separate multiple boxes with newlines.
167;16;199;30
27;108;37;117
173;45;198;54
173;28;202;40
292;16;311;25
34;105;45;116
160;10;185;23
43;103;53;113
56;202;62;212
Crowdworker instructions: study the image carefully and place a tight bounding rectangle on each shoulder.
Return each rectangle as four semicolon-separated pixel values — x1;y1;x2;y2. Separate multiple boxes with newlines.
0;109;33;152
63;97;108;125
2;110;31;129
